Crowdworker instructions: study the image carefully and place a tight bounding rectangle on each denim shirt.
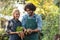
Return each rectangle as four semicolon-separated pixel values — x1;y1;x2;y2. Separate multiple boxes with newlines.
6;19;22;40
22;14;42;31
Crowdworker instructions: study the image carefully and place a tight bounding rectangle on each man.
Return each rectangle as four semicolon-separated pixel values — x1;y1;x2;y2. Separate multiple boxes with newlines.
22;3;42;40
6;9;24;40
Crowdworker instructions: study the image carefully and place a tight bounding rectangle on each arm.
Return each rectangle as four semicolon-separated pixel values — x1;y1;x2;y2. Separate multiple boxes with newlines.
6;21;19;35
22;16;26;30
9;32;19;34
22;15;29;34
32;15;42;33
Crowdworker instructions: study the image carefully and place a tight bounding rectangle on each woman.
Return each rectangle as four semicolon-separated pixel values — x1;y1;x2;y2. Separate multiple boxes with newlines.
6;8;24;40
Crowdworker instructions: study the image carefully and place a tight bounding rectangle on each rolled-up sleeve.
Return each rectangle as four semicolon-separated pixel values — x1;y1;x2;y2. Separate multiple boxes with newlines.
37;15;42;31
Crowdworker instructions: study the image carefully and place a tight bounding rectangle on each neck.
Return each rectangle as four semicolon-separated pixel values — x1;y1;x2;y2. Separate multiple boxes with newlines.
13;18;18;21
29;13;34;17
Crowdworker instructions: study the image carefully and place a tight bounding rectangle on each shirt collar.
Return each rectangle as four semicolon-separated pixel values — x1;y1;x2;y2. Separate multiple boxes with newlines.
12;18;19;23
27;13;36;17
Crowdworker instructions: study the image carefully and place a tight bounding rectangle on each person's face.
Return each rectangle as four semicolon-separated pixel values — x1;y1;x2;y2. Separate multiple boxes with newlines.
26;9;33;16
13;11;20;19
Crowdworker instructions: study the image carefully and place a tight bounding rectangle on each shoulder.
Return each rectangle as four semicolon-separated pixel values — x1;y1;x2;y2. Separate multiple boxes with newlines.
35;14;42;18
7;19;13;26
8;19;14;24
35;14;42;21
8;19;12;23
22;14;28;19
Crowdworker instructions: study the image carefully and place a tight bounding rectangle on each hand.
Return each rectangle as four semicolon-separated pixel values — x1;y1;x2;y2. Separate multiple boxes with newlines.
23;29;27;33
27;29;33;34
18;31;25;39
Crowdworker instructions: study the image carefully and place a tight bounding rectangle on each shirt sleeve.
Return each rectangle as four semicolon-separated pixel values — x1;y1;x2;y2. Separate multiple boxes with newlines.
6;21;12;34
37;15;42;31
21;15;26;29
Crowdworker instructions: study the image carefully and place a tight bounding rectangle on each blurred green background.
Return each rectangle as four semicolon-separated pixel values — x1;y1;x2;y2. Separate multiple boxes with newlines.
0;0;60;40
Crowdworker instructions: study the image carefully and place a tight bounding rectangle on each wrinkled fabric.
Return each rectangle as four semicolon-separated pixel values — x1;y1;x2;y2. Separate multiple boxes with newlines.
6;19;22;40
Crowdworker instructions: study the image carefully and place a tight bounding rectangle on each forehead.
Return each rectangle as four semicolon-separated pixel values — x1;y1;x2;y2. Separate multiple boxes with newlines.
26;8;31;10
13;9;20;14
13;11;20;15
14;10;20;13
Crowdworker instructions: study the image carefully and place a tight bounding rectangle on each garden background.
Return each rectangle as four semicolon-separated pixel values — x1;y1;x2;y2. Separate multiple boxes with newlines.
0;0;60;40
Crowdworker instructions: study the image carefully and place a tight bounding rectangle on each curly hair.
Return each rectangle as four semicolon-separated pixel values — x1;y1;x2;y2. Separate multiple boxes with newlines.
24;3;36;11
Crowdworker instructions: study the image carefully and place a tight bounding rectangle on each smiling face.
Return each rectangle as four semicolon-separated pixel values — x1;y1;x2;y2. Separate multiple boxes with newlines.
24;3;36;16
13;9;20;20
26;8;33;16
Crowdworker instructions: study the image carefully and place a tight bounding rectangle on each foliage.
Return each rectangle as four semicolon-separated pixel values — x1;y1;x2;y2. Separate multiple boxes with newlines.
0;28;5;34
42;12;59;40
16;26;23;32
0;0;17;16
1;5;14;16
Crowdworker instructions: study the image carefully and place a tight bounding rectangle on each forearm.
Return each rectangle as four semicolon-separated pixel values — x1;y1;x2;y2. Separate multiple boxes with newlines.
32;29;40;33
9;32;18;34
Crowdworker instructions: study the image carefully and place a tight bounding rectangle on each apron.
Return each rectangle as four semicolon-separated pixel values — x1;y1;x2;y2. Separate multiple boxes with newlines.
24;16;39;40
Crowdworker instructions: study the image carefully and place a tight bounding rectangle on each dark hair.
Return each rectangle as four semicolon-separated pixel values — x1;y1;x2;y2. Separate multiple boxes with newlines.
24;3;36;11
